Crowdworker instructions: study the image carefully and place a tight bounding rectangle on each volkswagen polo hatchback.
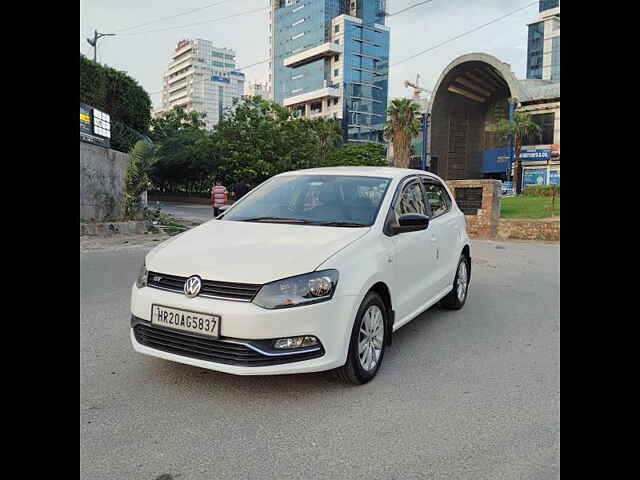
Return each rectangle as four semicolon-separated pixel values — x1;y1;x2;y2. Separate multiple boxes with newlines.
131;167;471;384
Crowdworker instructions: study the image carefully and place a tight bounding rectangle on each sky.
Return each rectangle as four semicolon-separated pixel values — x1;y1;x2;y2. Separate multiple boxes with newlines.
80;0;537;109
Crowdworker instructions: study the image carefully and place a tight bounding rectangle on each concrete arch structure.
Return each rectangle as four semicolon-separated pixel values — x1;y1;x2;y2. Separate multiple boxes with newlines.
427;53;523;180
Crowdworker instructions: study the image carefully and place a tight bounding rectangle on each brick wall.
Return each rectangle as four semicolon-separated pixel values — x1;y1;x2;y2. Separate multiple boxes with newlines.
446;179;501;238
497;218;560;241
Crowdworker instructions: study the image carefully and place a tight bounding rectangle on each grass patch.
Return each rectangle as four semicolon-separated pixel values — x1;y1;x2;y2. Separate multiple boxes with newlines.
501;195;560;219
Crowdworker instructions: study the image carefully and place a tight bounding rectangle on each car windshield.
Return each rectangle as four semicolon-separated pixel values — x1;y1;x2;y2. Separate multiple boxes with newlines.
222;175;392;227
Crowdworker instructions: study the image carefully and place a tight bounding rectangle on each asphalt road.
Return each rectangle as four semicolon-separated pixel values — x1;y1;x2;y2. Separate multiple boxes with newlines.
152;201;215;223
80;239;559;480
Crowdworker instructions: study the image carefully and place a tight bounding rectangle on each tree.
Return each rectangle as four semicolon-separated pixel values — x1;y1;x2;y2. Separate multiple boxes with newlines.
211;96;321;185
324;142;387;167
496;112;542;194
384;98;421;168
311;117;342;165
148;106;206;143
80;54;152;150
147;107;209;194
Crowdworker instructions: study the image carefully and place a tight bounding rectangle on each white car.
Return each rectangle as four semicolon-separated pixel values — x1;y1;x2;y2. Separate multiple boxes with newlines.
131;167;471;384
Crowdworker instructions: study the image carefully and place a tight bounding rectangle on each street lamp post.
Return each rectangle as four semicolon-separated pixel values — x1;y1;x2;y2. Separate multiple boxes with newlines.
86;30;115;63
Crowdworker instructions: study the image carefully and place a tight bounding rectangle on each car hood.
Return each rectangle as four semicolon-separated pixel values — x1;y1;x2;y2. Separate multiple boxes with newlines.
146;220;370;284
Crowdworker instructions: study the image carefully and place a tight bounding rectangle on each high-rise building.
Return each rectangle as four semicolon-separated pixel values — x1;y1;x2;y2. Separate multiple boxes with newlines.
526;0;560;82
269;0;390;143
157;39;245;129
245;80;268;98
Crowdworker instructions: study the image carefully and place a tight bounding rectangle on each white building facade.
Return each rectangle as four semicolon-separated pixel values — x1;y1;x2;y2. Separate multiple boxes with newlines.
244;81;268;98
157;39;245;129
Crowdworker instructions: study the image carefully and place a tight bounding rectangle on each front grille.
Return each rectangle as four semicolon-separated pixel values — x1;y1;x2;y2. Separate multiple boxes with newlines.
133;323;323;367
147;271;262;302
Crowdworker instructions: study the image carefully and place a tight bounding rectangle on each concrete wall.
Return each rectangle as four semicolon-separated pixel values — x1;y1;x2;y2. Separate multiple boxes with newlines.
80;142;129;221
80;142;148;221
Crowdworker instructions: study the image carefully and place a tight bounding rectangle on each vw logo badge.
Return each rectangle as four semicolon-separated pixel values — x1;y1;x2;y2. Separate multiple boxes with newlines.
184;275;202;298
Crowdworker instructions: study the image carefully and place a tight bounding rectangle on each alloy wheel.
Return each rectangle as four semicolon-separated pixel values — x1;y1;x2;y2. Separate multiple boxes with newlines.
457;260;468;302
358;305;384;372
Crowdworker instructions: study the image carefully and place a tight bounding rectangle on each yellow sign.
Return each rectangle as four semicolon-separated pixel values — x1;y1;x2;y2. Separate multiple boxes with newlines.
80;113;90;123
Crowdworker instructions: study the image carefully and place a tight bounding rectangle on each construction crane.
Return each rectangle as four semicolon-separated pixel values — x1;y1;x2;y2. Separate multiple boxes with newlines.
403;74;433;172
404;74;431;100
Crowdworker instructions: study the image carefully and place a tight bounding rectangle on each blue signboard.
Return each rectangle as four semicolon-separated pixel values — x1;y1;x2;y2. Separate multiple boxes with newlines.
211;75;230;84
549;169;560;185
229;71;245;77
520;146;550;161
523;168;548;187
481;147;511;173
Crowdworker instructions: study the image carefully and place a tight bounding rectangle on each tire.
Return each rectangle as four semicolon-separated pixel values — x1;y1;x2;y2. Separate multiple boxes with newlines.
441;254;470;310
333;292;387;385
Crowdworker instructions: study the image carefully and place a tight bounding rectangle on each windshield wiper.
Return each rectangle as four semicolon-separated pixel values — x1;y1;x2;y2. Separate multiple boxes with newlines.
239;217;313;224
311;221;369;227
237;217;368;227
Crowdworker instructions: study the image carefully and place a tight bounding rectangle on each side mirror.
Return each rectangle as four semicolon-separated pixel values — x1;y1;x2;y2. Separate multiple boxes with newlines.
393;213;430;234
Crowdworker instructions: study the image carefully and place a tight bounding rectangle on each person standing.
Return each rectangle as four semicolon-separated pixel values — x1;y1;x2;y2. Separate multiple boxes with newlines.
231;179;251;201
211;178;228;217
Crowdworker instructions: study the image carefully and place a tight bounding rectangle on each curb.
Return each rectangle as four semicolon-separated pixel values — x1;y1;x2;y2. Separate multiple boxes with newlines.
80;221;149;236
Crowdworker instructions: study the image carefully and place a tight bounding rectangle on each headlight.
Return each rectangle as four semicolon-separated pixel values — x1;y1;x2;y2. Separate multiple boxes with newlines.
136;261;148;289
252;270;339;309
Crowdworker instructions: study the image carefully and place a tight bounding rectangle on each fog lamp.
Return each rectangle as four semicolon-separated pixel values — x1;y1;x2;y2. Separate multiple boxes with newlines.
274;336;319;349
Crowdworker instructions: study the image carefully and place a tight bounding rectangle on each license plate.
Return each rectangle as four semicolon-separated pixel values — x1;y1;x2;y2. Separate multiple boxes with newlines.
151;305;220;338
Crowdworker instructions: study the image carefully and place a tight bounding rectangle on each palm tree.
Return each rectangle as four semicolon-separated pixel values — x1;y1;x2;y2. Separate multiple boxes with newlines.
496;112;542;194
384;98;421;168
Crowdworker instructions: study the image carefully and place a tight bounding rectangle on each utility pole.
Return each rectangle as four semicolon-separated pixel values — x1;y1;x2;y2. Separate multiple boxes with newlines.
86;30;115;63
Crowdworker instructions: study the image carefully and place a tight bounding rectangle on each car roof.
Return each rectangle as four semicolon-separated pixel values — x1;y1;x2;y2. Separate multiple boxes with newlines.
277;166;441;181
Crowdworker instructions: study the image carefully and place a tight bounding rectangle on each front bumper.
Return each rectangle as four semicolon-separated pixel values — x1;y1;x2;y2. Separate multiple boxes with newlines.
130;283;359;375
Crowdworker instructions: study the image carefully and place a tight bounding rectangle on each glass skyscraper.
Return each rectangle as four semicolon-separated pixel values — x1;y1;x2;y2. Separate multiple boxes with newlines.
269;0;390;143
526;0;560;83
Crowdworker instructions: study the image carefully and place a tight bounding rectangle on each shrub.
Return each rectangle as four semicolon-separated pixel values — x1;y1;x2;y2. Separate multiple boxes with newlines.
80;54;151;149
123;142;153;220
523;185;560;197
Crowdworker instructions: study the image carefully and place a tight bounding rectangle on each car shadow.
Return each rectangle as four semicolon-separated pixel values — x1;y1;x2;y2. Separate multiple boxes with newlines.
138;301;460;400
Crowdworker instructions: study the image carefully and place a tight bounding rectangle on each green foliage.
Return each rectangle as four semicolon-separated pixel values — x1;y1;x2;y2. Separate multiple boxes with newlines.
495;112;542;147
384;98;421;168
147;107;211;194
313;117;343;165
523;185;560;197
146;97;388;196
324;142;387;167
501;195;560;219
80;54;152;150
495;112;543;194
149;106;206;142
123;141;153;220
210;97;321;185
79;55;106;107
